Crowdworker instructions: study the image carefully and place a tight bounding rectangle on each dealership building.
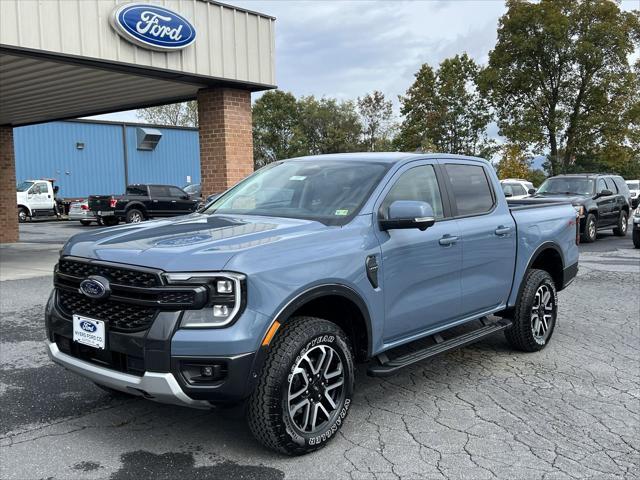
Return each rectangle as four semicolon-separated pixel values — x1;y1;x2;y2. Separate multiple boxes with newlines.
0;0;276;242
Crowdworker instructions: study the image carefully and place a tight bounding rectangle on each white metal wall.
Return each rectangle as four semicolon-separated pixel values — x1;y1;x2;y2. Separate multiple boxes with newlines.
0;0;276;87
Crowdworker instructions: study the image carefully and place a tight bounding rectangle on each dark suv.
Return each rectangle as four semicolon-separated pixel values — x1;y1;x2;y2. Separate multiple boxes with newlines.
533;174;631;243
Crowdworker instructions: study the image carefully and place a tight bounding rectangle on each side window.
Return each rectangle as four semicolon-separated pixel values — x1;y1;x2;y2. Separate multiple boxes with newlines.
149;186;169;197
444;164;495;216
379;165;444;220
168;187;186;198
596;178;607;193
502;184;514;196
612;177;628;195
604;178;617;193
512;184;527;196
33;182;46;194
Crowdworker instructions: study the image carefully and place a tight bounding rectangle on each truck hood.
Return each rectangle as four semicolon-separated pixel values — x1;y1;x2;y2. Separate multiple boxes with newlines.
63;213;326;272
531;193;589;204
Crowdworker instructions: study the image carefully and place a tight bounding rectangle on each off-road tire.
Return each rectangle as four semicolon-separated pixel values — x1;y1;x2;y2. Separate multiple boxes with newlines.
612;211;628;236
581;213;597;243
505;269;557;352
247;317;355;455
125;208;144;224
18;207;28;223
102;216;119;227
80;220;92;226
633;229;640;249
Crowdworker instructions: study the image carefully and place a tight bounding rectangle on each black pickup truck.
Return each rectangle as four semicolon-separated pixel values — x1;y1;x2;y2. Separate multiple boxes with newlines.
89;184;198;225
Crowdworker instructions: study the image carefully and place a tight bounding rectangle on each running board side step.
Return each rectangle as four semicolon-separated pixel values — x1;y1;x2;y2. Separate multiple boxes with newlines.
367;318;513;377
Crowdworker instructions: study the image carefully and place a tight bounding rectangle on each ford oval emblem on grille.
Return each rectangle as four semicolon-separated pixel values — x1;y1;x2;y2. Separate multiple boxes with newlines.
79;276;111;300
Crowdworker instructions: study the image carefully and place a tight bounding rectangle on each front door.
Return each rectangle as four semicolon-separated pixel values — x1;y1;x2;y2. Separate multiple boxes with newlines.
375;162;462;343
168;186;196;214
440;161;517;316
595;178;616;226
28;182;51;212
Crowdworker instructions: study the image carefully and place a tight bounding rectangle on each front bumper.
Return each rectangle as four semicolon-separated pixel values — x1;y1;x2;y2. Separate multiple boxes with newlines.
46;341;211;409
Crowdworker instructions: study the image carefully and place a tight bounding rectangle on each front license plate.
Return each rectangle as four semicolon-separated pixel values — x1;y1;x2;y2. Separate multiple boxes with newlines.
73;315;106;349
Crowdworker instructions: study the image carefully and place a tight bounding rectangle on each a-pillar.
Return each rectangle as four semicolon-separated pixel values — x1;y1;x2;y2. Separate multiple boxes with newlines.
197;87;253;198
0;126;18;243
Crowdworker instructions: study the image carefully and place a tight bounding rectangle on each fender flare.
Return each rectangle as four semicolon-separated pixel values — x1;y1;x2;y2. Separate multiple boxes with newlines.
17;204;32;216
124;202;147;217
512;241;565;304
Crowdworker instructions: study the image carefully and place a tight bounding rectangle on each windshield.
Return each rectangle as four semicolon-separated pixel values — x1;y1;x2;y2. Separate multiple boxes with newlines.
626;181;639;190
183;184;200;194
203;160;389;225
537;177;594;196
17;181;34;192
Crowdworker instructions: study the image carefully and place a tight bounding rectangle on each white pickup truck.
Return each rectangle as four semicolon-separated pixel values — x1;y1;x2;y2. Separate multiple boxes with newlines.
16;180;58;222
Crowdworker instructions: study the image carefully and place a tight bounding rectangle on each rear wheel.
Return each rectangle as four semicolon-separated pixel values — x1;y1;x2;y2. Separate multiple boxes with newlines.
79;220;92;226
612;211;628;236
18;207;28;223
247;317;355;455
505;269;557;352
581;213;597;243
126;209;144;224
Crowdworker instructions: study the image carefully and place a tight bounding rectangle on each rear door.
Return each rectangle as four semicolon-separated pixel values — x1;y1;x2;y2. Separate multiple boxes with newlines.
441;161;516;316
168;186;196;215
595;178;615;226
376;161;463;342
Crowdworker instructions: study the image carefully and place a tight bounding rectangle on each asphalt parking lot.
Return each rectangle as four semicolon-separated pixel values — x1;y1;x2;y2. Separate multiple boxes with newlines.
1;220;638;479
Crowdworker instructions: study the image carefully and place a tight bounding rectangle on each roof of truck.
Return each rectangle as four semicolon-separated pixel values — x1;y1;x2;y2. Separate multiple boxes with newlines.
285;152;489;164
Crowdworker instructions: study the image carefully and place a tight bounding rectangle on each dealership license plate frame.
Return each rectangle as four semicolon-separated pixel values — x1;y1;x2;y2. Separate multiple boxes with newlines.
97;211;114;216
72;315;106;350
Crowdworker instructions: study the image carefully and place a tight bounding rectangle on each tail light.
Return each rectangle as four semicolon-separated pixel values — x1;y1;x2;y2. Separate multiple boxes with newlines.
575;212;580;245
109;197;118;208
80;204;89;211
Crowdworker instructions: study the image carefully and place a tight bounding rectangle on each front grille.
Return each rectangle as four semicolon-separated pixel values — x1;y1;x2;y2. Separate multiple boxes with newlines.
158;291;196;304
58;258;160;287
58;290;156;332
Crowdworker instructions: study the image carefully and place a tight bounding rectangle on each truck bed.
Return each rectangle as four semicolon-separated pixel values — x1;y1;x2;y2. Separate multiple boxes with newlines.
507;198;572;210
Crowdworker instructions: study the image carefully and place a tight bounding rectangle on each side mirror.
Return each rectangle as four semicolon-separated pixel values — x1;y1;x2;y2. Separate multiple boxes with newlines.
504;192;513;198
528;188;537;195
599;189;613;197
181;194;189;200
380;200;435;231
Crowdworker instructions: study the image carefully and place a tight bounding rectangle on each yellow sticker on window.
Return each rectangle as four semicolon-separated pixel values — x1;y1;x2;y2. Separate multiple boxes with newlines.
334;209;349;216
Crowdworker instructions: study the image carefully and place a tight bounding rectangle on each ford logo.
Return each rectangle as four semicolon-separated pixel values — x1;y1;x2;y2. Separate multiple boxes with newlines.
80;321;97;333
79;276;111;300
110;3;196;51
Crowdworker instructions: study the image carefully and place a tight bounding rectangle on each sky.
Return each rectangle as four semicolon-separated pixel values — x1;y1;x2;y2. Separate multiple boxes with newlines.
89;0;639;126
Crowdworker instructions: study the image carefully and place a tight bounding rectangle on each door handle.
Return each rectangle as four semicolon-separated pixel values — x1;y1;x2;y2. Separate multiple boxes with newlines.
153;200;158;203
171;200;177;203
439;234;459;246
495;226;512;236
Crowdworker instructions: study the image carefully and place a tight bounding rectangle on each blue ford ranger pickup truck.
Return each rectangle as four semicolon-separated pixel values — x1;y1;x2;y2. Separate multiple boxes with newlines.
46;153;579;455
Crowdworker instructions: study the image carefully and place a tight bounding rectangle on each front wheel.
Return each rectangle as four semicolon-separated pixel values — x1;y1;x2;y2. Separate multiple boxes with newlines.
247;317;355;455
633;229;640;248
581;213;597;243
612;211;628;236
18;207;29;223
505;269;557;352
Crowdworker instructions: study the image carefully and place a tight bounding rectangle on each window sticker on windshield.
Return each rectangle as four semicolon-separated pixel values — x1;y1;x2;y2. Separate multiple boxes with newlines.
334;209;349;216
289;175;306;181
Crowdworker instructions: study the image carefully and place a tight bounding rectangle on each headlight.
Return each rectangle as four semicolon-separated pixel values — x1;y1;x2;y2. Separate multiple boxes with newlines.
573;205;584;216
164;272;246;328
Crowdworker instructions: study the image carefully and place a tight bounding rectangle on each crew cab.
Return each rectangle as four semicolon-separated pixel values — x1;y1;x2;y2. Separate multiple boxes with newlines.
532;173;631;243
46;153;579;455
17;179;57;222
88;184;198;225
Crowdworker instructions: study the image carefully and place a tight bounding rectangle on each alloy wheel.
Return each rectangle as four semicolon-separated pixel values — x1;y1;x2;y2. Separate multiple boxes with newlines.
531;284;554;343
588;218;596;240
130;212;142;223
287;344;345;434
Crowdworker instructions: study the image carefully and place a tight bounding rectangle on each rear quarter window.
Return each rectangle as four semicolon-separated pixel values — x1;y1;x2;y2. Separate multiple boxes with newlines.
612;177;629;195
444;164;495;216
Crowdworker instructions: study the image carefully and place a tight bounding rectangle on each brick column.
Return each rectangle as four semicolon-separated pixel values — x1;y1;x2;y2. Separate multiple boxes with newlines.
197;87;253;197
0;126;18;243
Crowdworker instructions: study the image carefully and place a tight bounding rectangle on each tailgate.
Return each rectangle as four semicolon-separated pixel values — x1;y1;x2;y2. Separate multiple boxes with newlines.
88;195;114;212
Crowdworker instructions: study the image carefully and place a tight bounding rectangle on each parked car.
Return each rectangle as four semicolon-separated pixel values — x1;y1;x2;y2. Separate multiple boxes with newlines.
633;206;640;248
500;179;535;199
626;180;639;208
46;153;579;455
88;184;198;225
532;173;631;243
68;200;100;226
16;179;58;222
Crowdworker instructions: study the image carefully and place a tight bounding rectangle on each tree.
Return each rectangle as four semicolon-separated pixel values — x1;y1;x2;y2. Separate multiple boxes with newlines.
395;54;495;157
357;91;394;151
496;144;531;179
137;101;198;127
481;0;640;176
252;91;302;167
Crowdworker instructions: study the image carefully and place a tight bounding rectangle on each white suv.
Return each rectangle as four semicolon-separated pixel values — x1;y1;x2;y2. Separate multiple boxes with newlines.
626;180;639;208
500;179;535;199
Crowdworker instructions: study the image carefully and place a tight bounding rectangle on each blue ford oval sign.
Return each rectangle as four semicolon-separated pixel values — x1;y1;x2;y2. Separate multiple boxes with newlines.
79;276;110;300
110;3;196;51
